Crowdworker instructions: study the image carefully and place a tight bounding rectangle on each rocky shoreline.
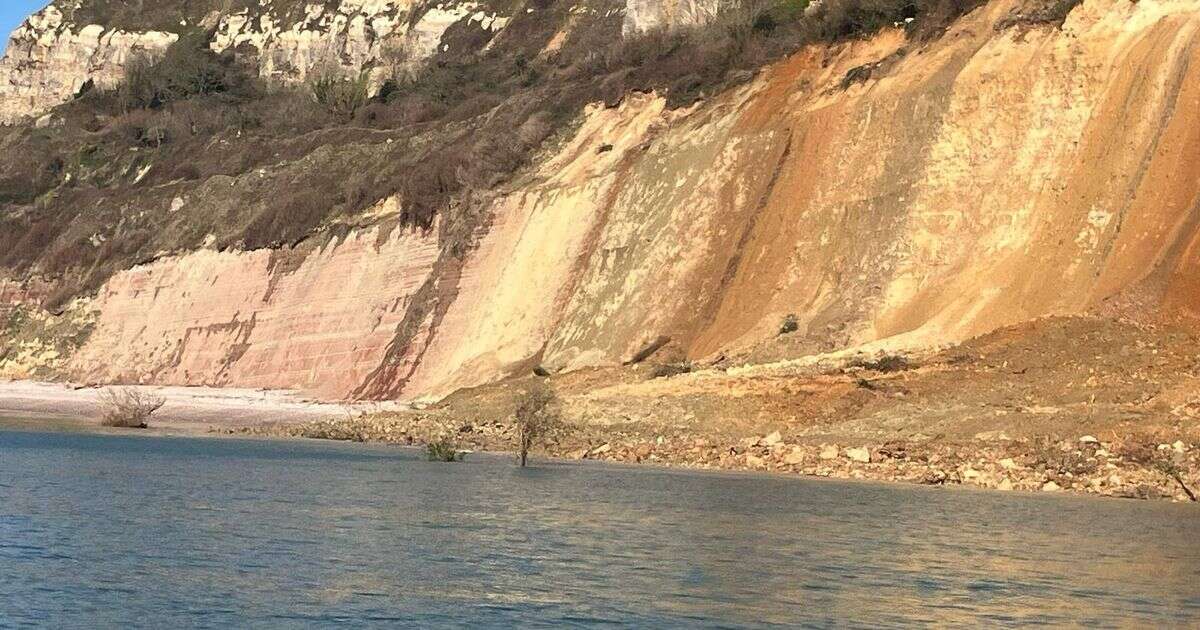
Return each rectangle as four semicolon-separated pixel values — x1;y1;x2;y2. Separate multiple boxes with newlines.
229;414;1199;503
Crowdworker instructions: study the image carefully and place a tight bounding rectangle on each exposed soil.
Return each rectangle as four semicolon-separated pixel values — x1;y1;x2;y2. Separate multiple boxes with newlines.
235;316;1200;502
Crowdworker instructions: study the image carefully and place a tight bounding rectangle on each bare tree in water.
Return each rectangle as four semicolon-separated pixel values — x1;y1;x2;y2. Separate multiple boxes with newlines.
514;381;566;467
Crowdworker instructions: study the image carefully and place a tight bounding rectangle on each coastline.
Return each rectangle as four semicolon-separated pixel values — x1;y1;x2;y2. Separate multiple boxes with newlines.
0;380;362;435
232;410;1200;504
3;378;1196;504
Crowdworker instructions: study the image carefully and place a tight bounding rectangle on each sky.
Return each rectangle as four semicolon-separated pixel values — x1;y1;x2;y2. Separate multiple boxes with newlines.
1;1;50;50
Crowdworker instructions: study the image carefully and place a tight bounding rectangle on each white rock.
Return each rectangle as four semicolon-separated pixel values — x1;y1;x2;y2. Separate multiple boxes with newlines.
1079;435;1099;444
783;448;805;465
1041;481;1062;492
819;444;840;460
762;431;783;447
844;447;871;464
999;458;1018;470
997;478;1014;491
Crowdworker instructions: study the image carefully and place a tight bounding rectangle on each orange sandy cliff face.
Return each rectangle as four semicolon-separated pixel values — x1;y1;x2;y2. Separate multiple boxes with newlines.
32;0;1200;400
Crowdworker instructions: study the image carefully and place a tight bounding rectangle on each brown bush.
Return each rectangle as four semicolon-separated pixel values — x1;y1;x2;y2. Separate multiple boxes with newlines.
308;69;371;120
98;387;165;428
117;30;250;112
514;382;567;467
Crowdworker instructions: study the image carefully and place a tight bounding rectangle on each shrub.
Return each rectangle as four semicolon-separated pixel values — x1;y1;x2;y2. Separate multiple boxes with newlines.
850;354;912;372
650;362;694;379
426;438;465;462
779;313;799;335
514;382;567;467
98;387;165;428
309;70;371;120
995;0;1083;30
117;30;241;111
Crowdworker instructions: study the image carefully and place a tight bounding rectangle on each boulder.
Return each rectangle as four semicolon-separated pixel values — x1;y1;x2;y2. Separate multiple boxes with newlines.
844;447;871;463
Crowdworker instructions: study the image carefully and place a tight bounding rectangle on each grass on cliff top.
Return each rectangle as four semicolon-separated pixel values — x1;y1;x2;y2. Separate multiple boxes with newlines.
1;0;990;312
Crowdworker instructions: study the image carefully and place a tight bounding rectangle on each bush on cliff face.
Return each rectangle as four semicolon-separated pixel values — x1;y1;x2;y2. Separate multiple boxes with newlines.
309;70;371;121
117;30;254;111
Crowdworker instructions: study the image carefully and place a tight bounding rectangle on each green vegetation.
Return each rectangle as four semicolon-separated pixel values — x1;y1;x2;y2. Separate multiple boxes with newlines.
309;70;371;121
426;438;465;462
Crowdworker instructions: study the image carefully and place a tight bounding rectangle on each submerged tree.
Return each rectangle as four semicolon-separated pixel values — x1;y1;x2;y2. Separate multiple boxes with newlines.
514;381;566;467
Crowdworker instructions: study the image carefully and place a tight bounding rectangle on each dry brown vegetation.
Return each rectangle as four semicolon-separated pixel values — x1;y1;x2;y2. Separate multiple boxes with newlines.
98;387;165;428
514;381;567;467
1;0;997;312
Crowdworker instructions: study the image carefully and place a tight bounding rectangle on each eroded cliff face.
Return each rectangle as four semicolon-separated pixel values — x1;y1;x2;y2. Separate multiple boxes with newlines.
4;0;1200;402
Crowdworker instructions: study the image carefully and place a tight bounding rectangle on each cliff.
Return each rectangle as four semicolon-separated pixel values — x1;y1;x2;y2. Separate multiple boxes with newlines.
0;0;702;123
2;0;1199;406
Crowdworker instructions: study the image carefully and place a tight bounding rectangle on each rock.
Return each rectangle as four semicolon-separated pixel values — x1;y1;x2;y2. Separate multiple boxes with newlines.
997;478;1014;491
962;467;981;481
1172;440;1187;453
1041;481;1062;492
844;447;871;463
974;430;1012;441
819;444;840;460
590;443;612;456
744;453;765;468
1079;435;1099;444
922;470;948;485
999;458;1018;470
783;448;805;465
763;431;783;447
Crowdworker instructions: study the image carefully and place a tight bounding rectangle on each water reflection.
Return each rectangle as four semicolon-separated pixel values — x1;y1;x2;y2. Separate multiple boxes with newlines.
0;427;1197;627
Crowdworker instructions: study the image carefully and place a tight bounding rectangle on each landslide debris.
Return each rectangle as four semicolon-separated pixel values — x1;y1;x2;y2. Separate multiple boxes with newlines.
236;316;1200;501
